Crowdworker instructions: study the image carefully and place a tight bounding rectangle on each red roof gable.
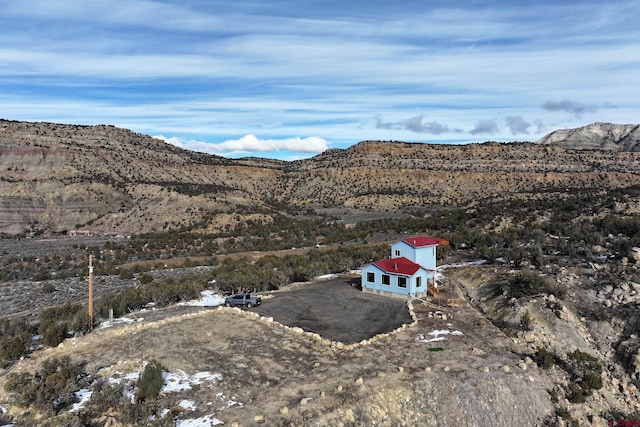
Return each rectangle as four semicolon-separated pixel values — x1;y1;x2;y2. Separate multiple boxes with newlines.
372;257;422;276
400;236;446;248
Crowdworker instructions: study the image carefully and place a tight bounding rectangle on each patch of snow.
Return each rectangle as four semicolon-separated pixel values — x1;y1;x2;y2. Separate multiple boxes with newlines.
98;316;135;329
316;274;337;280
429;329;451;337
176;414;224;426
215;392;243;409
178;399;197;411
415;329;464;343
179;290;225;307
69;389;92;412
162;370;221;394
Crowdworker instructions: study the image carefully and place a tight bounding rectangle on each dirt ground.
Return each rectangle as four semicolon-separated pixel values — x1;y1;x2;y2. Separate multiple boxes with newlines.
1;275;556;426
253;277;414;344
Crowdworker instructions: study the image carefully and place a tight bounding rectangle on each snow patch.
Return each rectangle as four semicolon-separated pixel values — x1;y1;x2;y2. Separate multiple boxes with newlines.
98;316;135;329
415;329;464;343
69;389;92;412
175;414;224;426
179;290;225;307
162;370;221;394
178;399;197;411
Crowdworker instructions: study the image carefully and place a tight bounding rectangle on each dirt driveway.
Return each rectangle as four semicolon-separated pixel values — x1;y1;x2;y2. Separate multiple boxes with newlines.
253;276;414;344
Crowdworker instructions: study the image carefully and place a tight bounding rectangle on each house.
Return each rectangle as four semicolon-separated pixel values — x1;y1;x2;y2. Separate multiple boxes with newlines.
361;236;445;299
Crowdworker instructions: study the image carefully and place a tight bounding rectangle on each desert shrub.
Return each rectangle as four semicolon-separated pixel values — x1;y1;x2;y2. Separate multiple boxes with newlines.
90;381;126;412
139;273;153;284
1;317;33;367
565;350;603;392
41;282;56;293
1;334;31;367
566;383;586;404
118;268;134;279
520;310;532;331
553;350;604;404
122;400;163;425
536;347;555;370
136;360;164;403
555;406;572;420
509;272;551;297
4;356;84;414
38;301;89;346
47;413;88;427
41;322;67;347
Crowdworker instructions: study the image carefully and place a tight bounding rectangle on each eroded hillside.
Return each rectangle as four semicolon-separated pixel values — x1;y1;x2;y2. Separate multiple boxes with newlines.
2;119;640;236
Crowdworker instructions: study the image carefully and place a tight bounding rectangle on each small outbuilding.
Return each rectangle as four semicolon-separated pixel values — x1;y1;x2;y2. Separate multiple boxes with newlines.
361;236;445;299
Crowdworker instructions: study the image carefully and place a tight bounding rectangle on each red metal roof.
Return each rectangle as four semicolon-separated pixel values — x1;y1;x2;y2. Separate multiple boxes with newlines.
400;236;446;248
372;257;422;276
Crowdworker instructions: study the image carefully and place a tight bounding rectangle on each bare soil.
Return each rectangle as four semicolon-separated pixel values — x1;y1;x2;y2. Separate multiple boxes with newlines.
1;275;556;426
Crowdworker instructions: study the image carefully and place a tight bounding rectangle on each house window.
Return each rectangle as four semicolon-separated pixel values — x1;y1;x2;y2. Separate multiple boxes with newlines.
367;272;375;283
398;277;407;288
394;249;400;257
416;277;422;287
381;274;390;286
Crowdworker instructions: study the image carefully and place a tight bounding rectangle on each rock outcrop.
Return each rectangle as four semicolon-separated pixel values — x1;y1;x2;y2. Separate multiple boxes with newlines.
536;122;640;152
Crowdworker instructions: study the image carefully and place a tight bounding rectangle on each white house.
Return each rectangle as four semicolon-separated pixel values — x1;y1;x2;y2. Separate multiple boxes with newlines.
361;236;445;299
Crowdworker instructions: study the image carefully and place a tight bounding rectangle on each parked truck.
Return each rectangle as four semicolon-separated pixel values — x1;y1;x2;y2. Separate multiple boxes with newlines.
224;293;261;308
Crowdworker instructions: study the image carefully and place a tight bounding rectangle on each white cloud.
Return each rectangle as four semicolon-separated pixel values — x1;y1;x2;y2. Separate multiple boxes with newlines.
154;134;329;156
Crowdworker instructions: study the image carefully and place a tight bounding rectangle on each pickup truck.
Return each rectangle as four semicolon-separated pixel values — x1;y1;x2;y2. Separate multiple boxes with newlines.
224;293;261;308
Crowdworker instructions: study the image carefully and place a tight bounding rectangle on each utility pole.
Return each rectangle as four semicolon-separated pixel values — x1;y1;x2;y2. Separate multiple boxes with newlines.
88;255;93;331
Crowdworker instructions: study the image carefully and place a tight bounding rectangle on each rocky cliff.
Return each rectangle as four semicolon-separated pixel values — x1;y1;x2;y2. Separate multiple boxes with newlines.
536;122;640;152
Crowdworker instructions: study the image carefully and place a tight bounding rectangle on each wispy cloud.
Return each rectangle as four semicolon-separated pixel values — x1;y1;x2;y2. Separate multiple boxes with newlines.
375;115;461;135
541;100;598;117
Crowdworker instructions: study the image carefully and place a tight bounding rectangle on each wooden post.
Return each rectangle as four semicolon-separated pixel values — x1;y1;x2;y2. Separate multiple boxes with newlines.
88;255;93;331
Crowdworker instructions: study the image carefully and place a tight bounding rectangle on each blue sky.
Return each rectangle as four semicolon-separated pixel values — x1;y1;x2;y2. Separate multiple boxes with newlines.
1;1;638;160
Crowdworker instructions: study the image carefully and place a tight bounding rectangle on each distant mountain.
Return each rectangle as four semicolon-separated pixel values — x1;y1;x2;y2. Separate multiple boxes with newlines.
536;122;640;152
2;119;640;235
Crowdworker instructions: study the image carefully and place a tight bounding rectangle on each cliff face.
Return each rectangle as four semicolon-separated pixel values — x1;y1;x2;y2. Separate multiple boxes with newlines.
0;120;280;235
2;119;640;235
536;122;640;152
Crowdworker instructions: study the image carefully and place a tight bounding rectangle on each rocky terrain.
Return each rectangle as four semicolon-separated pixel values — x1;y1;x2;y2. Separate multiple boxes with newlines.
0;274;558;427
1;119;640;236
536;122;640;152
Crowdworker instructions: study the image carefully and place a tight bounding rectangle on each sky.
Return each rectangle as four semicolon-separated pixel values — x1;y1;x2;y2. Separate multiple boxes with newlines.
1;1;638;160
